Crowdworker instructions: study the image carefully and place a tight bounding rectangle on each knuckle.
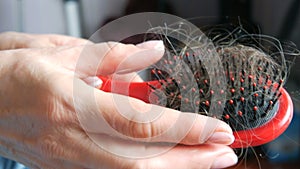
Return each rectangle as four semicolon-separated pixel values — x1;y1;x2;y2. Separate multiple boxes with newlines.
45;99;79;127
49;109;78;126
126;102;158;139
129;121;154;139
37;134;64;158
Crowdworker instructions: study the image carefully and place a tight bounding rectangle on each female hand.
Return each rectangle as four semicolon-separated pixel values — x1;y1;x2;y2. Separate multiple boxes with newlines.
0;38;237;169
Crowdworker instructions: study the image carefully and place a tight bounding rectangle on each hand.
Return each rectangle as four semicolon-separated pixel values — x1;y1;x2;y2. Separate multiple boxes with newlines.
0;37;237;169
0;31;91;50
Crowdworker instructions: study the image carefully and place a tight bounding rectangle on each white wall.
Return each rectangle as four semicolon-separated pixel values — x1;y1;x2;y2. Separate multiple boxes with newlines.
0;0;66;34
0;0;128;37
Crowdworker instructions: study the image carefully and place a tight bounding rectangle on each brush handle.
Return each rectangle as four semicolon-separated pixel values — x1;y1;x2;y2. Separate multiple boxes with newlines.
99;77;160;103
98;77;293;148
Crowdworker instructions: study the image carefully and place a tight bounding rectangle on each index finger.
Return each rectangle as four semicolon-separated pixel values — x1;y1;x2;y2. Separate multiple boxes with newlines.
51;40;164;77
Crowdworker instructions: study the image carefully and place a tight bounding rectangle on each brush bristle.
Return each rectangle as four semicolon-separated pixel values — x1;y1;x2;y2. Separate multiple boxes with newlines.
146;25;294;131
217;45;282;130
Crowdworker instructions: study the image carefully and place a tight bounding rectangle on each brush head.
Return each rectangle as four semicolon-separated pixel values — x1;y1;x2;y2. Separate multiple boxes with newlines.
143;24;297;147
99;23;297;148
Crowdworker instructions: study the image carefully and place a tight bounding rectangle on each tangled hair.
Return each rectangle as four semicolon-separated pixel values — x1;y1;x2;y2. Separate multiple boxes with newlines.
142;20;299;132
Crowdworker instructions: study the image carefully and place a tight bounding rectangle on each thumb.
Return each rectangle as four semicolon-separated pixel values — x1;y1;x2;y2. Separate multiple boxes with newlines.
74;81;234;145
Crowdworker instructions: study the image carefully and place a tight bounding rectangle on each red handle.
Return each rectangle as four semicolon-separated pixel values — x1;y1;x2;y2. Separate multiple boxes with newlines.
99;77;161;103
98;77;293;148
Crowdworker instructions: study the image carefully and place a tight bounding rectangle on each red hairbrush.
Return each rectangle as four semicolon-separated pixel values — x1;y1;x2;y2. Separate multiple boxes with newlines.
98;26;295;148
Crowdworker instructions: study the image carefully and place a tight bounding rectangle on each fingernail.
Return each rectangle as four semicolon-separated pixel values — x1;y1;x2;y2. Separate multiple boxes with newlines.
206;132;235;145
136;40;164;51
211;153;238;169
84;76;103;88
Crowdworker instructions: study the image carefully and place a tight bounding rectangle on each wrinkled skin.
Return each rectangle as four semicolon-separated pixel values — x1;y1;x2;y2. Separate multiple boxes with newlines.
0;32;237;169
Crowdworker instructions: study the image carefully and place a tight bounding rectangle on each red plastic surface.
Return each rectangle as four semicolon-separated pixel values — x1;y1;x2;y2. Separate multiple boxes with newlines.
99;77;293;148
99;77;160;102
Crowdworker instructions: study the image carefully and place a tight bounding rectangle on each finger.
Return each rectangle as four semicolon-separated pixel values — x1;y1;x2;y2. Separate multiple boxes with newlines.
0;32;91;49
43;34;93;46
74;80;234;145
101;91;234;145
56;40;164;77
67;132;237;169
110;40;163;82
138;144;237;169
28;35;92;48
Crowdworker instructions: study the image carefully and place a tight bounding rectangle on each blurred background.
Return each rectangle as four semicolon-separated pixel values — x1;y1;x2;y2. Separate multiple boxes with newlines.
0;0;299;168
